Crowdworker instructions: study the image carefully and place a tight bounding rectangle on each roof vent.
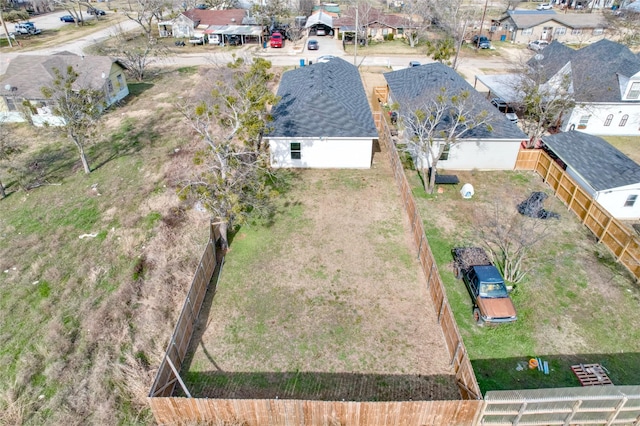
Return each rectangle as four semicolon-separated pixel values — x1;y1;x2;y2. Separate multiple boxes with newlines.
231;18;236;22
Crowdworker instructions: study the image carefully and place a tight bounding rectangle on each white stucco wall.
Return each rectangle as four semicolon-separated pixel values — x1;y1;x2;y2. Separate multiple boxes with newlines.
268;137;374;168
434;139;524;170
594;183;640;220
564;103;640;136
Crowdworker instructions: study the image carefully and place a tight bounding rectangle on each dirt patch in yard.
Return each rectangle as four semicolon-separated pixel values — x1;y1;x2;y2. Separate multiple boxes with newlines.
182;146;460;401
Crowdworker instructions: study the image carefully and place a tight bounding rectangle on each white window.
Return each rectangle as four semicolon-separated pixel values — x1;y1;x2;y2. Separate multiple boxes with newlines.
522;28;533;35
625;194;637;207
627;82;640;100
382;28;389;35
554;27;566;35
604;114;613;126
619;114;629;126
578;115;590;128
571;29;582;35
592;28;603;35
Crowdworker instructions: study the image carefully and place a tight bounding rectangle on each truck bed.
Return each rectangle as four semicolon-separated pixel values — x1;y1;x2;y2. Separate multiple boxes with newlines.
452;247;493;272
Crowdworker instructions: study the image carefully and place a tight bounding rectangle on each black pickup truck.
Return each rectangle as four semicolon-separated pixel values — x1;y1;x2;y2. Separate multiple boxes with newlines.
452;247;517;325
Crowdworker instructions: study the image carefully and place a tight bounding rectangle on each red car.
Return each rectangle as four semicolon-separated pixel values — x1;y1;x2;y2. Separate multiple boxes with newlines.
270;32;284;48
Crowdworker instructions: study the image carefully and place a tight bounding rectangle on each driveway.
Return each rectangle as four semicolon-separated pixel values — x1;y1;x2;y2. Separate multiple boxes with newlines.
0;10;104;36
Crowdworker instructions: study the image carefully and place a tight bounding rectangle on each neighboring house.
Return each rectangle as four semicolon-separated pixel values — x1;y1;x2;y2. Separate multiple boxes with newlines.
476;39;640;136
0;53;128;127
384;63;528;171
541;131;640;219
266;57;378;169
497;10;607;44
158;8;262;45
333;9;412;41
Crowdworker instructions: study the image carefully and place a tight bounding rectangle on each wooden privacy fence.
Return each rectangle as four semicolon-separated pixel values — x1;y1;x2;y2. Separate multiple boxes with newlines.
514;149;640;280
148;222;220;399
378;109;482;401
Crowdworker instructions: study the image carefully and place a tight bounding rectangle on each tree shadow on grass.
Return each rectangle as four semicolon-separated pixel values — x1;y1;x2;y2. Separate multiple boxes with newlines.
473;352;640;393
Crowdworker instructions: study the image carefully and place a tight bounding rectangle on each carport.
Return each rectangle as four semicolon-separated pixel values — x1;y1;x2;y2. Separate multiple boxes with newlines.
474;73;526;104
305;11;333;37
204;25;263;45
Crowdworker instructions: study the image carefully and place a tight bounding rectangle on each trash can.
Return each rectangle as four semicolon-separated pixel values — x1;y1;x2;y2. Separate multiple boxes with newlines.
308;60;313;65
500;34;507;42
299;59;305;67
263;41;267;48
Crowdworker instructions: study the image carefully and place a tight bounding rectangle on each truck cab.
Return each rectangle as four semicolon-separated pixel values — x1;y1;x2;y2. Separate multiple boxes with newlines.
452;247;517;326
466;265;517;325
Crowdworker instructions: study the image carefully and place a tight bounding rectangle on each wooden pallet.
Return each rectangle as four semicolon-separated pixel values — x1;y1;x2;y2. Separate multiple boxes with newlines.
571;364;613;386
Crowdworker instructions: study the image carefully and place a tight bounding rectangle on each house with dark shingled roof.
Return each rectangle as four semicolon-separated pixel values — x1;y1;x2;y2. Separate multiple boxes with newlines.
0;53;128;127
266;57;378;168
384;62;527;171
541;130;640;219
476;39;640;136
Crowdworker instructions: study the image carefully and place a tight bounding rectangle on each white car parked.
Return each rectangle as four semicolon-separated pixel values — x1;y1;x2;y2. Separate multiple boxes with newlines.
537;3;553;10
528;40;550;51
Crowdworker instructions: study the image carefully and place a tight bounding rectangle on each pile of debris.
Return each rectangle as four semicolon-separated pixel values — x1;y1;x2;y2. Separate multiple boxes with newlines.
517;192;560;220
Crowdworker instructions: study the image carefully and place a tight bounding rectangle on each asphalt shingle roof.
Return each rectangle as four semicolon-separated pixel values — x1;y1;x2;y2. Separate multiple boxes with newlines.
2;54;119;99
383;63;527;140
269;57;378;139
542;131;640;191
528;39;640;102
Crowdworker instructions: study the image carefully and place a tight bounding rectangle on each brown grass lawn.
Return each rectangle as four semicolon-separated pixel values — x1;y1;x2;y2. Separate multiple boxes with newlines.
181;147;460;401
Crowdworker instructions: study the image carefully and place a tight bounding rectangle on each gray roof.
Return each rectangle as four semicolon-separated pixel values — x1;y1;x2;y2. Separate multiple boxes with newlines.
542;131;640;191
529;39;640;102
269;57;378;139
1;54;121;99
383;63;527;140
502;9;606;29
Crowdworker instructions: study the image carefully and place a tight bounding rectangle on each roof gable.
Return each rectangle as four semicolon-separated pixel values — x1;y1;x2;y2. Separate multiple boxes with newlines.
531;39;640;102
383;63;527;140
270;58;378;139
542;131;640;191
504;10;557;28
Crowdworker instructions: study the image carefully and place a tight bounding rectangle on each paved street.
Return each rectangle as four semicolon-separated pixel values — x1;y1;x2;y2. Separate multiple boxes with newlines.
0;17;518;85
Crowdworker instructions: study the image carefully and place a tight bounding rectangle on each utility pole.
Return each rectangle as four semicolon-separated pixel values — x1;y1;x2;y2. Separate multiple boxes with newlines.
477;0;489;47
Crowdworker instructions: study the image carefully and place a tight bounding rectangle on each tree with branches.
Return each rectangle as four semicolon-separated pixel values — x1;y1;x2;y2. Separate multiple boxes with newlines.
124;0;165;40
429;0;478;69
52;0;88;25
425;37;456;65
41;66;106;174
98;26;168;81
179;57;279;250
398;87;493;194
475;202;552;283
399;0;432;48
509;64;575;148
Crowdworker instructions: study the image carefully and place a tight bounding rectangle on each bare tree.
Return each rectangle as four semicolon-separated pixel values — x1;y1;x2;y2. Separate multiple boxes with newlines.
124;0;165;40
343;1;377;46
41;66;105;174
475;202;552;283
509;63;575;148
52;0;88;25
400;0;432;48
603;9;640;47
97;26;169;81
179;57;279;249
502;0;523;13
296;0;314;17
429;0;479;69
397;87;493;194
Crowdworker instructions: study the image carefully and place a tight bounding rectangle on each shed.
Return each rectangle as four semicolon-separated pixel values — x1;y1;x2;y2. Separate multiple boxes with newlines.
266;57;378;169
541;131;640;219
